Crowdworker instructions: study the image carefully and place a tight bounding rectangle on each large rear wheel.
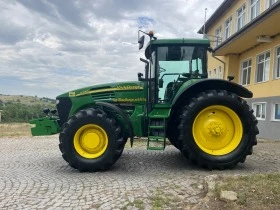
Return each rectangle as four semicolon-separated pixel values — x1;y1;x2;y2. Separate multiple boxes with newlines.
59;108;126;172
179;90;258;169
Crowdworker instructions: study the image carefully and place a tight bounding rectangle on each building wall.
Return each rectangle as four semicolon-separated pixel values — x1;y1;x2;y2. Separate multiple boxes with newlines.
207;0;274;48
207;0;280;80
208;0;247;45
239;35;280;98
247;96;280;140
207;53;226;79
206;0;280;139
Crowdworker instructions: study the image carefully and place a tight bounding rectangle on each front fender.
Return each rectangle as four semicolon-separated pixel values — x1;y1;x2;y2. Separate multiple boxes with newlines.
95;102;134;147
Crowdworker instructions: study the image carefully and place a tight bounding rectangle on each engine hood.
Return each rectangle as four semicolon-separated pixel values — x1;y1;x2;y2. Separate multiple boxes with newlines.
56;81;145;99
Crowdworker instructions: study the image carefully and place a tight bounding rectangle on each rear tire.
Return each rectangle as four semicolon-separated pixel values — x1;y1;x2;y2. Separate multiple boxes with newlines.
167;108;185;150
179;90;258;169
59;108;126;172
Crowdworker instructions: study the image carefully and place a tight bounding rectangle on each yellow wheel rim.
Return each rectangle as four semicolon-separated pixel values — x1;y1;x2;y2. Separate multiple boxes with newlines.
192;105;243;156
74;124;108;159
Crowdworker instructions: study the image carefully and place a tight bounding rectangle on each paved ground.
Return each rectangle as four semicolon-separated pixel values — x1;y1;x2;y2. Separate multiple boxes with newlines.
0;136;280;210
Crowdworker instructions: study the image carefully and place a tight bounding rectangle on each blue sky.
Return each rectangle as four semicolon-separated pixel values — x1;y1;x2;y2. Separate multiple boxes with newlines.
0;0;223;98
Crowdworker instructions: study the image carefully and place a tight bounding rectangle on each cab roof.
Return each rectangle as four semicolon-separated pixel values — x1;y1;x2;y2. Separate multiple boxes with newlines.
144;38;210;58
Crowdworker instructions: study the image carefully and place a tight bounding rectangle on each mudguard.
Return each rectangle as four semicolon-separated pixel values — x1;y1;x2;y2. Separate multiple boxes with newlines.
172;79;253;108
96;102;134;147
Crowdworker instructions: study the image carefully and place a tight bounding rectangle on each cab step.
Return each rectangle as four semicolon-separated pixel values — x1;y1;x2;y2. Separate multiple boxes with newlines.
147;118;166;150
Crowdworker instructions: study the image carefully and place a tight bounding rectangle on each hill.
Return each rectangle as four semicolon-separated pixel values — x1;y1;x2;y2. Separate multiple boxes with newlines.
0;94;55;106
0;94;56;123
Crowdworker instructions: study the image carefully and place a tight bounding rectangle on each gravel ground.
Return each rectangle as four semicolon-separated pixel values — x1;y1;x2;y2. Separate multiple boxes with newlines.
0;136;279;210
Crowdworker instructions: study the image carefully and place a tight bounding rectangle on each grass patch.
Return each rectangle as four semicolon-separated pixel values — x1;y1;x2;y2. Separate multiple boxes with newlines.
133;199;144;209
121;199;144;210
0;123;31;137
150;188;182;210
210;174;280;210
151;194;170;210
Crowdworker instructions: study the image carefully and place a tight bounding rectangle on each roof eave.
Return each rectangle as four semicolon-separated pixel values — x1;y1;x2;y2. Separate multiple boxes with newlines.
213;2;280;55
198;0;234;34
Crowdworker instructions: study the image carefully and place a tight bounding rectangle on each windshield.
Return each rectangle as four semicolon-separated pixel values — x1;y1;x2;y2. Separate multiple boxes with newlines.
157;45;207;102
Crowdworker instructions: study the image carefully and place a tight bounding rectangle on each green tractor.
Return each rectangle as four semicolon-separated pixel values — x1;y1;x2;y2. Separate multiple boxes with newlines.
30;31;258;171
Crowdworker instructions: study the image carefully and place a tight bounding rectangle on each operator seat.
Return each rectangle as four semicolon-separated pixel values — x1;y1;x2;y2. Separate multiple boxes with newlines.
164;82;174;101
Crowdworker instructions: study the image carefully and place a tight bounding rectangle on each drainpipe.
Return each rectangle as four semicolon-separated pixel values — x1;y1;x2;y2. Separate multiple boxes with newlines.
211;53;226;80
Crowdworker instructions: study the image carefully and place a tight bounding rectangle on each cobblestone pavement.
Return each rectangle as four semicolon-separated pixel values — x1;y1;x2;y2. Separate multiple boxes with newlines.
0;136;279;210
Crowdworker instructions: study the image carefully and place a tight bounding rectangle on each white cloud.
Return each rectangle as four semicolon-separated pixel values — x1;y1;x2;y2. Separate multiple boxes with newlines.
0;0;223;98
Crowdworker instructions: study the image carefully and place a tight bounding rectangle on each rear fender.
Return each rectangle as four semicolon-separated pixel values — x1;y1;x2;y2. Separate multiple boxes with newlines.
172;79;253;109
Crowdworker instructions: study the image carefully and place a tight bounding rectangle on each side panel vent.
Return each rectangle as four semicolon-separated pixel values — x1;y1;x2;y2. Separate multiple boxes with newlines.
91;92;116;101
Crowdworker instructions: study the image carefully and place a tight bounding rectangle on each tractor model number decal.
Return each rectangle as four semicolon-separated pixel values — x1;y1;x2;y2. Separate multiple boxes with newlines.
113;98;146;103
72;86;144;97
116;85;143;90
69;92;76;97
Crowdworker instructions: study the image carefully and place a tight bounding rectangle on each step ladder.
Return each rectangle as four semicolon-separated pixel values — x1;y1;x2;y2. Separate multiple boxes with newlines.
147;117;166;150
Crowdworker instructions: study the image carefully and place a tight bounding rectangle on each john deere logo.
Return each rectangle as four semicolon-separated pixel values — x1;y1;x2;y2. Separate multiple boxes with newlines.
69;92;76;97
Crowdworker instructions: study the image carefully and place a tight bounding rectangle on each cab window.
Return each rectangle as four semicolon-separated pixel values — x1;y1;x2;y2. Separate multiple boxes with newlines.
156;45;206;102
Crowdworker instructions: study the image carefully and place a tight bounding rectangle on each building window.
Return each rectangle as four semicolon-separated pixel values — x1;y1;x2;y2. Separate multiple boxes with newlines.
275;46;280;79
224;17;232;39
269;0;278;6
250;0;260;21
241;59;251;85
266;0;279;9
213;69;216;78
253;103;266;120
236;5;246;31
273;103;280;121
218;66;223;79
256;51;270;83
215;27;222;47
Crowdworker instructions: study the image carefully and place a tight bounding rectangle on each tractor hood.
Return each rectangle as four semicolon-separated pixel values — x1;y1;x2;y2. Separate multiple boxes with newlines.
57;81;146;103
55;81;147;126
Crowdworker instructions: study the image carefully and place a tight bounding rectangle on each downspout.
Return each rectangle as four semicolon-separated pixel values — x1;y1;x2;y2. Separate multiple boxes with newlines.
211;53;226;80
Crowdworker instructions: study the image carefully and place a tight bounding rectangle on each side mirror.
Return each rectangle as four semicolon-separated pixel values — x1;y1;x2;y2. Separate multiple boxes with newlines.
138;35;145;50
138;72;144;81
159;79;164;88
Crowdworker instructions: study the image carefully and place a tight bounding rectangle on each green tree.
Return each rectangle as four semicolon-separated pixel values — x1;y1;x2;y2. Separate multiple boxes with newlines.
1;101;55;123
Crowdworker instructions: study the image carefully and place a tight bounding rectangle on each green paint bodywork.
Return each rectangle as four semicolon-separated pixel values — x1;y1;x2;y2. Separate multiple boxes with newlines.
30;116;60;136
29;37;212;137
65;81;146;115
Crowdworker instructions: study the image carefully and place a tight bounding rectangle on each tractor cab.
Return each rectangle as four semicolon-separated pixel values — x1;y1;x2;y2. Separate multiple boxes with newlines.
136;31;213;150
138;31;210;104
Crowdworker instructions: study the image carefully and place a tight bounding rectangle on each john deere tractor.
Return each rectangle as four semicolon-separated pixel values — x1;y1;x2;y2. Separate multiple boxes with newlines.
30;31;258;171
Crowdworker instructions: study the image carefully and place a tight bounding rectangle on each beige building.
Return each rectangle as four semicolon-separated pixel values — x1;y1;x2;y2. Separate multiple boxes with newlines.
198;0;280;139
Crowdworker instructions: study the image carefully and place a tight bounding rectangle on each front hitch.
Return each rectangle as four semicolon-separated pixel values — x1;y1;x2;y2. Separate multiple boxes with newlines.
29;116;61;136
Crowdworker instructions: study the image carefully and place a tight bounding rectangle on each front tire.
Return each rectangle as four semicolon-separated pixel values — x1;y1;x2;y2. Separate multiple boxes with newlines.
59;108;126;172
179;90;258;169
